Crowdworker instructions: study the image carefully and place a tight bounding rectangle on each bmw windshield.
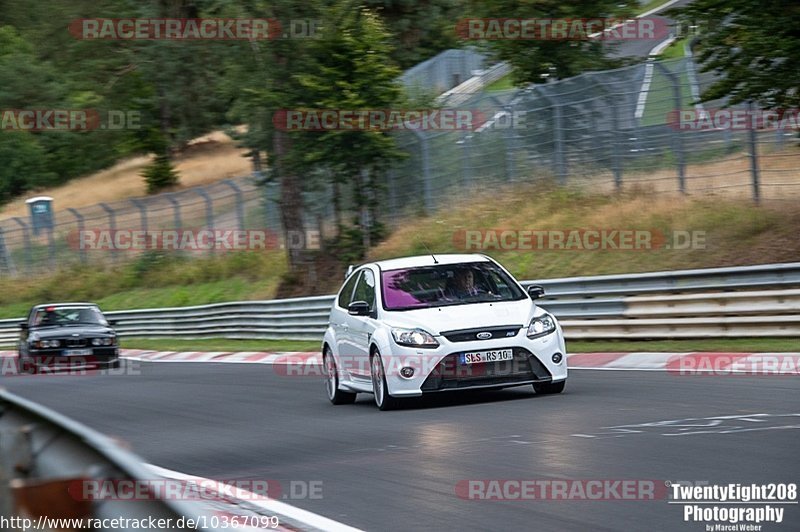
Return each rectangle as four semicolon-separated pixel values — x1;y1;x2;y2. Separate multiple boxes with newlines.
32;306;109;327
381;262;527;311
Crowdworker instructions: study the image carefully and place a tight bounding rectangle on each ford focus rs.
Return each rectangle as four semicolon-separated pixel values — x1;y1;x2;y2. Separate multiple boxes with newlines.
322;254;567;410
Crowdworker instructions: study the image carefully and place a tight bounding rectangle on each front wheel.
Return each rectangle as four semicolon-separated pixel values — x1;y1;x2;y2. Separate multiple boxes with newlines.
17;355;36;375
533;380;565;395
324;349;356;405
370;351;402;411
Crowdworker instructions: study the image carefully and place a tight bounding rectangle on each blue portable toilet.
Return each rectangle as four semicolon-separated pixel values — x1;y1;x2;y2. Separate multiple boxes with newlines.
26;196;54;236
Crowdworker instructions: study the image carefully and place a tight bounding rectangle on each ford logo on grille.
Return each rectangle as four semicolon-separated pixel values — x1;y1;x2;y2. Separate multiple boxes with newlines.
476;332;493;340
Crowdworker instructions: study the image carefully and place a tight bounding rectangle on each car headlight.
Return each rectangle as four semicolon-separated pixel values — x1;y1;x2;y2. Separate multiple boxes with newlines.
103;337;114;346
37;339;60;349
391;328;439;348
92;338;103;346
527;314;556;339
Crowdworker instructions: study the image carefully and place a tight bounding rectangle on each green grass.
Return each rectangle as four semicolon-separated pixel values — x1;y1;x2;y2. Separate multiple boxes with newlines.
660;37;689;60
0;250;287;319
568;338;800;353
641;66;694;126
484;73;515;92
634;0;676;15
114;337;799;354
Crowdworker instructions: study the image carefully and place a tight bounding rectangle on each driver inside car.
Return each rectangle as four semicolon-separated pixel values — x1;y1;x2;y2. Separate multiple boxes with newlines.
444;269;485;298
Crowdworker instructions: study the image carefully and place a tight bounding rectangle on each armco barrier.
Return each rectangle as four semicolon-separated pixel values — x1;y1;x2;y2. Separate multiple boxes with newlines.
0;262;799;346
0;390;321;531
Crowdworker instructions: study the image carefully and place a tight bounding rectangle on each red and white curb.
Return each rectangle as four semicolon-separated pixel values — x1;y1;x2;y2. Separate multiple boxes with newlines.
1;350;798;373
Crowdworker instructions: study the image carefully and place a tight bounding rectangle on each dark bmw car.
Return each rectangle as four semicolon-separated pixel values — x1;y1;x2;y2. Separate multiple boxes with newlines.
17;303;120;373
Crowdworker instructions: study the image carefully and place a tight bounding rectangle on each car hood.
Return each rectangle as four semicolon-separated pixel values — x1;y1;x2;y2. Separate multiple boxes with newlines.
32;325;115;338
384;299;539;334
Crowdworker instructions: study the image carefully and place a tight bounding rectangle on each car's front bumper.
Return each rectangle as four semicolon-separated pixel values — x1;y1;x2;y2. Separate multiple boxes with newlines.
383;328;567;397
26;347;120;369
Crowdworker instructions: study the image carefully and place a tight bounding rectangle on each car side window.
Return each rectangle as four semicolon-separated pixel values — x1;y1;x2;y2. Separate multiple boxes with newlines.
352;269;376;311
337;271;361;308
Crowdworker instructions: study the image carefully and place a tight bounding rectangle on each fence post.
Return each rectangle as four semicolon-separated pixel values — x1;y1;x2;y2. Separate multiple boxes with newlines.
11;217;32;270
609;97;623;191
222;179;245;231
747;100;761;204
460;133;473;187
99;203;117;263
165;193;182;229
654;61;686;193
0;227;14;276
67;208;87;265
387;168;397;216
131;199;148;234
552;103;567;185
194;187;215;229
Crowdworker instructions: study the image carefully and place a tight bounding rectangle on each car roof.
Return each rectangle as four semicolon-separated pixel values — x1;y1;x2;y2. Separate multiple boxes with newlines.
371;253;492;271
33;302;98;310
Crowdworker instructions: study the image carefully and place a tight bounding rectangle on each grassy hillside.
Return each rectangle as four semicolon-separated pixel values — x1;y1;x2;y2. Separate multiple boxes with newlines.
1;184;798;319
369;184;800;280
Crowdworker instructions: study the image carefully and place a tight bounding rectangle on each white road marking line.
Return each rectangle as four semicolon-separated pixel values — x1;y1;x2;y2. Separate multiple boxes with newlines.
146;464;364;532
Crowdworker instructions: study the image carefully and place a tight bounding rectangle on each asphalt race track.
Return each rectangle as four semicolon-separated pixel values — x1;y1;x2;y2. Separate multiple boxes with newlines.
3;360;799;531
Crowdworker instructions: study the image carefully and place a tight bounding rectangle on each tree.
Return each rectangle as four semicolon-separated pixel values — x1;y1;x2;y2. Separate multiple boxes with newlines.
291;6;405;255
365;0;466;69
671;0;800;108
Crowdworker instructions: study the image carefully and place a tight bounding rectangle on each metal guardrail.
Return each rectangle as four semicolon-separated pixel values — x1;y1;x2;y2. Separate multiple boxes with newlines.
0;390;324;531
0;390;207;530
1;263;799;346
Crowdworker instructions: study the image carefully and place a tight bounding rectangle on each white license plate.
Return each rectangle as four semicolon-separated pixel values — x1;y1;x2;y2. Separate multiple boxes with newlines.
65;349;92;356
461;349;513;365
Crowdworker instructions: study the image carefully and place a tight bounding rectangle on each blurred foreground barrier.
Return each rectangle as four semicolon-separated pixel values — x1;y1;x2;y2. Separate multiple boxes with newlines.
1;262;799;345
0;390;208;530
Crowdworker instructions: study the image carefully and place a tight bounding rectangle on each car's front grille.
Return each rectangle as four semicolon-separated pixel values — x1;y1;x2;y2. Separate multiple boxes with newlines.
66;338;87;348
441;325;522;343
420;347;552;392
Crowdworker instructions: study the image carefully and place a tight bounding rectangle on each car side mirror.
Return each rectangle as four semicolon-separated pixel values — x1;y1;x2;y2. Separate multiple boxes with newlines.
527;285;545;300
19;322;28;330
348;301;371;316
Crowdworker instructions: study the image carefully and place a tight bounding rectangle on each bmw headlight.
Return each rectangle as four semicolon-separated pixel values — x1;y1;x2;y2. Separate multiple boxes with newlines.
92;338;103;346
527;314;556;339
391;328;439;348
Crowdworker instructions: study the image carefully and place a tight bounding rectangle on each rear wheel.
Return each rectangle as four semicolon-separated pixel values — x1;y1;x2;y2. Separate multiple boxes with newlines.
370;351;402;411
533;380;565;395
324;349;356;405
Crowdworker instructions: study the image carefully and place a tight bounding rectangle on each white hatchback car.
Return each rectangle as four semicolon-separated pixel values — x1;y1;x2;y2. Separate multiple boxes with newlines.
322;254;568;410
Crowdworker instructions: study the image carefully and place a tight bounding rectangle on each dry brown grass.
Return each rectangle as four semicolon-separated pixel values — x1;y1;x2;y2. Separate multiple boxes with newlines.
0;131;252;218
369;180;800;280
588;144;800;199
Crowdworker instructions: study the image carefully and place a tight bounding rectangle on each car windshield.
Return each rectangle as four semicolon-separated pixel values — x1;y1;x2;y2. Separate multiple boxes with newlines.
381;262;526;311
32;306;108;327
